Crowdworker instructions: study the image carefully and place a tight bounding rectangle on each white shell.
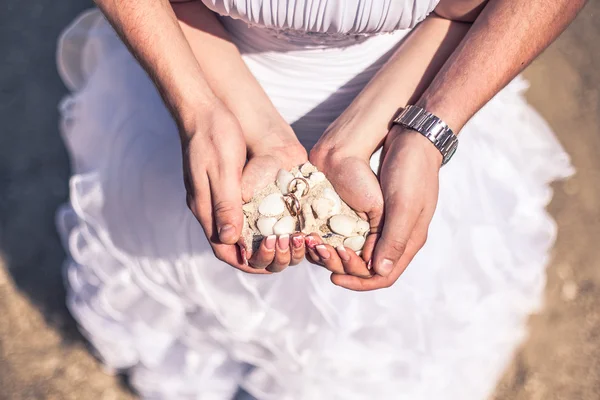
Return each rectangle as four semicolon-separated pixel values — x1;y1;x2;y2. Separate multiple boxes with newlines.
329;215;357;237
300;162;318;176
344;236;366;252
258;193;285;216
309;172;326;186
242;202;255;214
273;216;296;235
355;220;370;235
322;188;341;214
276;169;295;195
301;203;317;234
256;217;278;236
312;197;335;219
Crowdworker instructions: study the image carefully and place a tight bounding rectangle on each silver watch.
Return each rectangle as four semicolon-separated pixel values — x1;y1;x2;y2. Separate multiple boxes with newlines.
392;105;458;166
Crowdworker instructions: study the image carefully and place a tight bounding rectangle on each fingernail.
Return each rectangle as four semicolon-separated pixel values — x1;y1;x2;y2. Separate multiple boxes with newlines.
292;235;304;249
278;234;290;250
336;246;350;261
305;236;319;249
367;259;373;270
265;235;276;250
240;247;249;266
316;245;330;260
219;224;235;238
377;259;394;276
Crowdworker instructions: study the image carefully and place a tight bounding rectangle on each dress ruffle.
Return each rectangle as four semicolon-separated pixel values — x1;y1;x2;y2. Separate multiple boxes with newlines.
56;9;573;400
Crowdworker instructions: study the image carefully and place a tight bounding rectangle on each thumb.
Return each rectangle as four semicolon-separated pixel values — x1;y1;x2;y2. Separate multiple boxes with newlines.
372;197;420;277
208;169;244;245
241;156;280;202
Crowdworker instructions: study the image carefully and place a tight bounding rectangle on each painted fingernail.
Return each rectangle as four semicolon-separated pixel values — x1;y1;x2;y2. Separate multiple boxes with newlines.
336;246;350;261
305;236;319;249
278;234;290;250
377;259;394;276
316;245;330;260
265;235;277;250
240;247;249;266
292;235;304;249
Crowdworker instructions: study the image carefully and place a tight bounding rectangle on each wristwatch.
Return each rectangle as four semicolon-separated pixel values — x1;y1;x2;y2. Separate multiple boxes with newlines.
392;105;458;166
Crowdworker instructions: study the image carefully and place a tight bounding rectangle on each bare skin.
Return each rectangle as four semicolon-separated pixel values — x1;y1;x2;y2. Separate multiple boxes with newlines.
94;0;586;289
95;0;307;273
310;0;587;291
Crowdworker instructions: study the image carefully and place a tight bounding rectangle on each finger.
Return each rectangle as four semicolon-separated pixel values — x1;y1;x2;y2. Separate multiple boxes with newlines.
315;244;345;275
290;234;306;266
248;235;277;269
306;246;321;265
331;235;422;291
211;243;271;274
207;167;244;245
267;235;292;273
305;233;324;266
332;213;430;290
336;246;371;278
371;196;421;277
241;156;280;202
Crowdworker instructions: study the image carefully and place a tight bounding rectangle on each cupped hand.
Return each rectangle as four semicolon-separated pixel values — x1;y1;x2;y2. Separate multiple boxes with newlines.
309;125;441;291
182;102;307;274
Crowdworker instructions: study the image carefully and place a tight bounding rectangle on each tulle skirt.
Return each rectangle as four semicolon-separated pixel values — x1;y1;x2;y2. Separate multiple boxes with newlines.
56;9;573;400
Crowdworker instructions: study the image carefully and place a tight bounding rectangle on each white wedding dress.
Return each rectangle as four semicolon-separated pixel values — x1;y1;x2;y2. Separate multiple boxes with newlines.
56;1;573;399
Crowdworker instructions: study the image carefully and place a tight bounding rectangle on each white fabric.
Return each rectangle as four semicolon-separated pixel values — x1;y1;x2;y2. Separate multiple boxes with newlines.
56;4;573;400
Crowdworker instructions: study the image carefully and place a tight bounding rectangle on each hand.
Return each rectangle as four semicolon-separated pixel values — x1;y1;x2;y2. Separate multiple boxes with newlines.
182;102;308;274
241;135;309;273
310;125;441;290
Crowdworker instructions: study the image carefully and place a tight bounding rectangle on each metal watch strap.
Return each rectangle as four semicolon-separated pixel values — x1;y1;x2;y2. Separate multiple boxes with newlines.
393;105;458;166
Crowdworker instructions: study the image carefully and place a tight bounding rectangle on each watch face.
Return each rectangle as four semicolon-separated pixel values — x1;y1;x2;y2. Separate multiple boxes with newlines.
443;140;458;165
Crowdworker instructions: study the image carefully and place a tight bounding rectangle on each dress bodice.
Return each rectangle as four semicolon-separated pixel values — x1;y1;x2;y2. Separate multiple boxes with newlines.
200;0;440;35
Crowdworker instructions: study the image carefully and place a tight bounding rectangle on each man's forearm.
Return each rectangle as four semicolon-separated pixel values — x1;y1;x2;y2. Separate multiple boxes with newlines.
418;0;587;132
96;0;217;134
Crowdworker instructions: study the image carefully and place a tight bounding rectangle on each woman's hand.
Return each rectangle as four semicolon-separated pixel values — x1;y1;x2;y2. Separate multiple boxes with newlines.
309;125;441;291
182;102;308;274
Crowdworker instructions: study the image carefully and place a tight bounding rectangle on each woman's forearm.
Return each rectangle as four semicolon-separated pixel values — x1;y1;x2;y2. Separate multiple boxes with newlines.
96;0;294;150
321;15;471;157
418;0;587;132
171;2;296;151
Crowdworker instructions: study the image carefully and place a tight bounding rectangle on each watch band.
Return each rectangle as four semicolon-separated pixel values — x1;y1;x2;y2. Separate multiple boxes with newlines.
392;105;458;166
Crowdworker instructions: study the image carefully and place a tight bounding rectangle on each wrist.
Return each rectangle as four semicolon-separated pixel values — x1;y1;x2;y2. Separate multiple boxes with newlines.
387;126;444;169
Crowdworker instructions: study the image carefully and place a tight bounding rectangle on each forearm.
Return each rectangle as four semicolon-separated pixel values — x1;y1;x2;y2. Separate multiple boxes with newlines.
324;15;471;157
418;0;587;132
96;0;293;151
171;2;295;151
95;0;217;135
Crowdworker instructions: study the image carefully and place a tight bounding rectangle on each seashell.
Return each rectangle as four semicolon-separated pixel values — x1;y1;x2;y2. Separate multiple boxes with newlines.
300;162;318;176
309;172;326;186
273;216;296;235
312;197;335;219
242;202;255;214
355;220;370;236
329;215;357;237
256;217;277;236
343;236;366;252
258;193;285;216
301;203;317;234
276;169;295;195
322;188;341;214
